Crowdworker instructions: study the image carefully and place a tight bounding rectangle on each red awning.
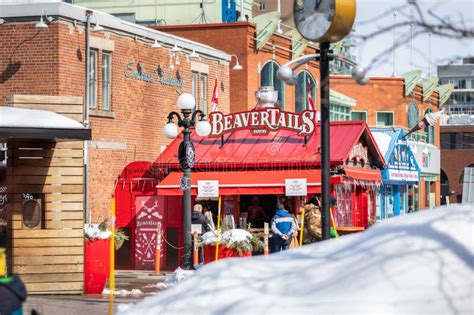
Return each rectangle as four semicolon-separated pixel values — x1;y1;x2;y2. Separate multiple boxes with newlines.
343;166;382;181
156;169;322;196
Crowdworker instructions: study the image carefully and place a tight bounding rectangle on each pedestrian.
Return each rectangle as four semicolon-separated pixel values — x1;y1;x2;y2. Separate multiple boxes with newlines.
202;205;215;230
192;204;209;235
270;202;297;253
303;200;322;244
192;204;209;265
0;274;27;315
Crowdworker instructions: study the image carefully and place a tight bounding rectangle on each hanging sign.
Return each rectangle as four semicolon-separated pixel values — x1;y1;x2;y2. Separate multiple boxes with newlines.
197;180;219;198
285;178;307;196
209;108;316;136
385;143;419;182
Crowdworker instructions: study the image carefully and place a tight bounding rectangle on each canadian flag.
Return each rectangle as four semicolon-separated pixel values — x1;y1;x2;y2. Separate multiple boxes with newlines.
211;78;219;112
307;78;318;121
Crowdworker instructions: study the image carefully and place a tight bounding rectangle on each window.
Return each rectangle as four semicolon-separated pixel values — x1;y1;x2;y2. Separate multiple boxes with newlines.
407;103;419;129
258;2;266;11
200;74;207;114
424;109;434;144
376;112;394;126
192;72;198;111
351;111;367;121
260;61;285;109
102;52;112;111
88;50;98;109
295;71;316;112
330;104;351;121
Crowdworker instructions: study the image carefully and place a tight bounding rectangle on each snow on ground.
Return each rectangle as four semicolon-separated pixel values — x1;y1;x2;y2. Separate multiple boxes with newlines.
154;267;195;290
201;229;253;245
102;289;142;296
120;205;473;315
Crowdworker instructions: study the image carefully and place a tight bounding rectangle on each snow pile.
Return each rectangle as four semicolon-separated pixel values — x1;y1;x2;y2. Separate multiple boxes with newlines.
102;289;142;296
201;229;252;245
120;205;474;315
155;267;195;290
0;107;86;129
83;224;112;239
372;131;392;158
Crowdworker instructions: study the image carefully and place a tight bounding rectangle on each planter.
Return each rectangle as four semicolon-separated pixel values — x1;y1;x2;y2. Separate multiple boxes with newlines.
84;239;110;294
202;244;251;264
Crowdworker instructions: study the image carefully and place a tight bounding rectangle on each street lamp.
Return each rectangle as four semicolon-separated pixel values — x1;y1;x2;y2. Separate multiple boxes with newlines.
277;51;369;241
163;93;211;269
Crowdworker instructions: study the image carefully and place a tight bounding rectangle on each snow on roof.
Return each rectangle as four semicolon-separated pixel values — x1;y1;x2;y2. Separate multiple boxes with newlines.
0;106;86;129
121;205;473;315
372;131;392;158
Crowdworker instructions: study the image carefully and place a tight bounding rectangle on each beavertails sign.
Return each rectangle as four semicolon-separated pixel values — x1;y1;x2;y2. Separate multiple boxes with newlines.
209;108;316;136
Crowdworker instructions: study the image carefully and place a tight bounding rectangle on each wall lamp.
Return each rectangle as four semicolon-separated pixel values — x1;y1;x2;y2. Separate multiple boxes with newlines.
0;18;5;25
35;10;53;30
231;54;243;71
277;53;370;86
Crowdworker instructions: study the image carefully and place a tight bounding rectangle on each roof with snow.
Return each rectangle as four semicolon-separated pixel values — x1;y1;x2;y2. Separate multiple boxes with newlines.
0;106;91;140
120;204;473;315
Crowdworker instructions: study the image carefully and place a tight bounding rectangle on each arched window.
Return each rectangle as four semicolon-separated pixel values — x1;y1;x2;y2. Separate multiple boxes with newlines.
407;102;419;129
295;71;316;112
425;108;434;144
260;61;285;109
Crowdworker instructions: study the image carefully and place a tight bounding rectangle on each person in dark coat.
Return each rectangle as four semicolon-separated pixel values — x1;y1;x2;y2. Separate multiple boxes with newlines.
0;275;27;315
191;204;210;265
192;204;210;235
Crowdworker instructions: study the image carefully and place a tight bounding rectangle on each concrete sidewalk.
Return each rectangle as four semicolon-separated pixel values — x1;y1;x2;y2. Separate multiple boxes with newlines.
22;270;171;315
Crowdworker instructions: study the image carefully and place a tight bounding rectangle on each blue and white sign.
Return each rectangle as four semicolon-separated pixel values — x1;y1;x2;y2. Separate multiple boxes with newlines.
386;143;419;182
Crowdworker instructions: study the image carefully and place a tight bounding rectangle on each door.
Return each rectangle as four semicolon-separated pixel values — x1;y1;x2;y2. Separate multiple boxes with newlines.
134;196;164;270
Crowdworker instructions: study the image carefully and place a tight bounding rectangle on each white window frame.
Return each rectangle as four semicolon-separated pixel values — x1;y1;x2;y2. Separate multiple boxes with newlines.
88;50;98;109
101;52;112;111
376;111;395;127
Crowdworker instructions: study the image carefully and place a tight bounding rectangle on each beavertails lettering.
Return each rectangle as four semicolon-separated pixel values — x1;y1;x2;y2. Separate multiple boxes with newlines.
209;108;316;136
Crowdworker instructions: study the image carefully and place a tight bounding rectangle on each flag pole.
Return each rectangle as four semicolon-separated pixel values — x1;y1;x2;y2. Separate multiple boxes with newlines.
214;196;222;261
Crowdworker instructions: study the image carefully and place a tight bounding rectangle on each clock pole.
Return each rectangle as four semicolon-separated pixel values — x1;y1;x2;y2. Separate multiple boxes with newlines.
320;41;331;241
163;93;212;270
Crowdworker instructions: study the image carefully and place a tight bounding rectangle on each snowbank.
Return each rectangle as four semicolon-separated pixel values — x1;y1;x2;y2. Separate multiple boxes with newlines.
120;205;473;314
154;267;195;290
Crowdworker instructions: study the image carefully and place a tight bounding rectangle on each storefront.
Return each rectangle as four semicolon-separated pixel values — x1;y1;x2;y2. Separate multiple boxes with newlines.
116;116;385;269
372;129;420;220
409;142;441;209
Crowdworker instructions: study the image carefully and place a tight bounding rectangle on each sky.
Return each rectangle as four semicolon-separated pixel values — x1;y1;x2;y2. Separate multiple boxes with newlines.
354;0;474;78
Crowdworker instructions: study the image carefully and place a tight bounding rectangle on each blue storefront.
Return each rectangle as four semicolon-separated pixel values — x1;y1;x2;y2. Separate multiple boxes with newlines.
372;129;420;220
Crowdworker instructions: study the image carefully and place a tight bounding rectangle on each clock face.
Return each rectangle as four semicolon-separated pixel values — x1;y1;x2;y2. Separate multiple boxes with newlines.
294;0;356;43
294;0;335;41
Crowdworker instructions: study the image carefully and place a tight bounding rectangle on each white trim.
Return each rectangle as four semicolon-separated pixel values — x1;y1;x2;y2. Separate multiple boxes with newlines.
0;1;230;61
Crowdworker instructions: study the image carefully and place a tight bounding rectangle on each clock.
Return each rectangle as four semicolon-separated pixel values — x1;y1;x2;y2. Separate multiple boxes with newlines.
178;141;195;169
294;0;356;43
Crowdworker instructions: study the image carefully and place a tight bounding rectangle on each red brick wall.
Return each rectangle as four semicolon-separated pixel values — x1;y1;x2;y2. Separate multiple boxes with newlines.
153;23;321;113
440;126;474;203
1;21;230;221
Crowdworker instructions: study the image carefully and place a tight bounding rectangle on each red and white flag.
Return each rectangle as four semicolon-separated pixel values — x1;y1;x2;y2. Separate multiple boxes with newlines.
307;78;315;111
211;78;219;112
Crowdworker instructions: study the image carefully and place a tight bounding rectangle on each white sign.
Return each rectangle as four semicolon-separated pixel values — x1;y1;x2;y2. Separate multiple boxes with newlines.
179;176;191;191
412;143;440;175
285;178;307;196
191;224;202;235
197;180;219;198
388;169;419;181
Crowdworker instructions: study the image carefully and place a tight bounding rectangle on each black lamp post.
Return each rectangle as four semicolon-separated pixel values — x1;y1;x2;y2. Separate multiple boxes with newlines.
277;50;369;240
163;93;211;269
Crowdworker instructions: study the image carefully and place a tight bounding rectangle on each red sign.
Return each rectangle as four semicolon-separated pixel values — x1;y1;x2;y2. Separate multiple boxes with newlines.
209;108;316;136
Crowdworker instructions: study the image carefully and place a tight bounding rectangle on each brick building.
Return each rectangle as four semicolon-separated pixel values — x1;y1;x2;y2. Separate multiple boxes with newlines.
154;23;445;210
0;1;230;292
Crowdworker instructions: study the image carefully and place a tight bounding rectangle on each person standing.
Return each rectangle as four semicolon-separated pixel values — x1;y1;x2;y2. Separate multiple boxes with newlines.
270;202;297;253
192;204;209;264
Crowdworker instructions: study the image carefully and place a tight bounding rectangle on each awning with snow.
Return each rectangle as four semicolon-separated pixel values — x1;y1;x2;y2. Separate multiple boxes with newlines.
0;107;91;140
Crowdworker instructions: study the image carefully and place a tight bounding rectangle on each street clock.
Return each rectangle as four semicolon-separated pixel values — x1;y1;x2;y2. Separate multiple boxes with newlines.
294;0;356;43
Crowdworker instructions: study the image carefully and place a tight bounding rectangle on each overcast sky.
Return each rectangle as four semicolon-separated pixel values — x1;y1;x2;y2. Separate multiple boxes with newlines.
354;0;474;78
